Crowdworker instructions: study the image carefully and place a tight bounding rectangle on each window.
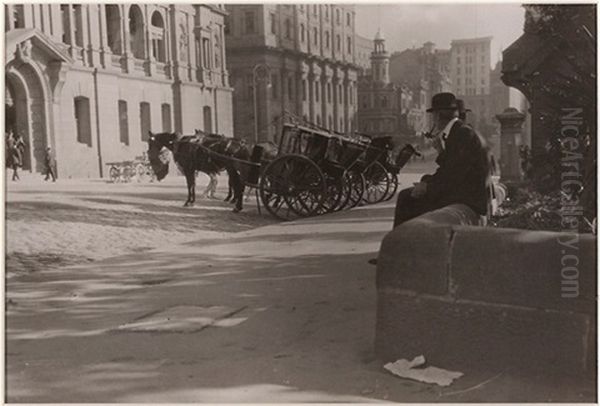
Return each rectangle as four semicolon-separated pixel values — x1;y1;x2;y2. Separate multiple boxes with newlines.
202;37;210;68
224;14;231;34
245;11;255;34
161;103;171;132
105;5;122;54
313;5;317;15
325;5;329;19
480;87;485;94
128;5;145;59
347;36;351;53
117;100;129;145
457;78;461;85
284;19;291;39
300;24;305;42
338;84;342;101
74;97;92;147
61;5;71;44
336;35;340;52
299;5;304;12
73;5;84;47
316;115;321;125
328;115;332;130
12;5;24;29
302;80;307;102
325;31;330;48
203;106;212;133
456;57;460;64
336;8;340;24
140;102;151;141
270;13;276;34
315;81;320;102
151;11;166;62
271;74;278;99
287;76;293;101
346;12;351;26
327;83;332;103
456;67;461;74
313;28;318;46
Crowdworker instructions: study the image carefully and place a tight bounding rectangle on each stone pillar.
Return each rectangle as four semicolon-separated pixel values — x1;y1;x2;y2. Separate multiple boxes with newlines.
496;107;526;182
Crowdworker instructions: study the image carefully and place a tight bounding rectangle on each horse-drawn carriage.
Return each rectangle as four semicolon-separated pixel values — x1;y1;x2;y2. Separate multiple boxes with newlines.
255;123;417;220
146;124;418;221
105;153;155;183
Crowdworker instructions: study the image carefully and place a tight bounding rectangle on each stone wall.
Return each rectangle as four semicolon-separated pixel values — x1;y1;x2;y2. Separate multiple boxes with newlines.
376;204;597;376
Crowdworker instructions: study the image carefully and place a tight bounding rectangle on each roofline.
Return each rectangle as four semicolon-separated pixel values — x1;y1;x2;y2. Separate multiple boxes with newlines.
451;36;493;45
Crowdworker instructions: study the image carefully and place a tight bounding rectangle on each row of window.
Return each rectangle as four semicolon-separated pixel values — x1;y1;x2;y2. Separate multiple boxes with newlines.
455;44;488;54
261;75;355;106
456;77;487;86
456;65;487;75
311;114;352;133
297;4;353;26
456;55;486;65
58;5;221;70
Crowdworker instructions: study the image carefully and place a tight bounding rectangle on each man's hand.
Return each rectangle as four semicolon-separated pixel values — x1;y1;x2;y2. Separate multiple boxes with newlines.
411;182;427;198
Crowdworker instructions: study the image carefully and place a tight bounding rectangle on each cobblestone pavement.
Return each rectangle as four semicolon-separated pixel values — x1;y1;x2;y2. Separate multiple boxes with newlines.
5;173;276;279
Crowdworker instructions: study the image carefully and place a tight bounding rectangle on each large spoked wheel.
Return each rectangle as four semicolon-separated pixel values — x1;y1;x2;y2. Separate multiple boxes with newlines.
384;170;399;201
362;161;390;204
320;173;346;214
109;166;120;183
342;170;365;210
259;155;327;221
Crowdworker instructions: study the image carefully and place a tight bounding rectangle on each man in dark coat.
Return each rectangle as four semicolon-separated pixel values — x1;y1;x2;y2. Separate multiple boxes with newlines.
393;93;490;227
44;146;57;182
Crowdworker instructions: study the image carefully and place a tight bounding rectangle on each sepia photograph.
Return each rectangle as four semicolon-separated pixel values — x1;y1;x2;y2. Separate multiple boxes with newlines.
3;1;597;403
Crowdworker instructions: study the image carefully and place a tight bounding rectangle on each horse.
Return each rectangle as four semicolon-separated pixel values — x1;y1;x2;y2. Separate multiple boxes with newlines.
147;131;277;212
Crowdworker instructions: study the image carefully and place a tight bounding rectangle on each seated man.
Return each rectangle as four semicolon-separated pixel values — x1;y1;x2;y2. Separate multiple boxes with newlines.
393;93;490;228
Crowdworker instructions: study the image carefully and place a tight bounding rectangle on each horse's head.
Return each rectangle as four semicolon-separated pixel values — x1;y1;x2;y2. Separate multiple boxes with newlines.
147;131;177;181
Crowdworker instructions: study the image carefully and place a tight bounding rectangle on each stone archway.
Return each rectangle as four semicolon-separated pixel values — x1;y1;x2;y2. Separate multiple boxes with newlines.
5;62;48;173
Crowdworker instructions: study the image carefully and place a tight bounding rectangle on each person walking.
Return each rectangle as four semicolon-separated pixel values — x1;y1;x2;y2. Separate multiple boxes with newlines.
44;146;57;182
6;131;21;181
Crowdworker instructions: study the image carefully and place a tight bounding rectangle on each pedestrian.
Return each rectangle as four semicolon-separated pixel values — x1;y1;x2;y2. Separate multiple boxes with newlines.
393;92;490;227
6;131;21;181
44;146;57;182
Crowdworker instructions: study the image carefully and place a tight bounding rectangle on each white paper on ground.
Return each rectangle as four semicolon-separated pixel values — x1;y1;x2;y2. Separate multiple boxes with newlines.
383;355;463;387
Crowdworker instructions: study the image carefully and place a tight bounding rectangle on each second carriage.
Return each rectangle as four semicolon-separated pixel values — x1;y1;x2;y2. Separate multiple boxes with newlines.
251;123;416;221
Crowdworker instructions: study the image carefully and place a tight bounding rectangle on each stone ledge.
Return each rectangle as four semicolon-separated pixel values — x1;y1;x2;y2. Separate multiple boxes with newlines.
375;203;597;376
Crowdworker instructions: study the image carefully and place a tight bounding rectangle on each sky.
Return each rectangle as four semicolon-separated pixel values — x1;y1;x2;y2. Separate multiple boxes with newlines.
355;4;526;66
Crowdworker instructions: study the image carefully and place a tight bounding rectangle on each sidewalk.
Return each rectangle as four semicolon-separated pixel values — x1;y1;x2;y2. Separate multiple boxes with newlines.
6;175;594;402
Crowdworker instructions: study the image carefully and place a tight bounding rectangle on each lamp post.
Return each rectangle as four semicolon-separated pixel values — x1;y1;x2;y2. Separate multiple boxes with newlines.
252;63;271;144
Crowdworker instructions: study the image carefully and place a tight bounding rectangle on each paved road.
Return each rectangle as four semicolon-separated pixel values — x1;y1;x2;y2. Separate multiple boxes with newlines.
6;172;593;402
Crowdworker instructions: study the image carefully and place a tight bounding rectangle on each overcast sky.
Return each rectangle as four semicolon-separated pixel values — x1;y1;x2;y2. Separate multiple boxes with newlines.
355;4;525;67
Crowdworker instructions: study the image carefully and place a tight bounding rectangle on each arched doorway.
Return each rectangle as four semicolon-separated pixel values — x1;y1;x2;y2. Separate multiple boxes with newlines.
5;63;49;173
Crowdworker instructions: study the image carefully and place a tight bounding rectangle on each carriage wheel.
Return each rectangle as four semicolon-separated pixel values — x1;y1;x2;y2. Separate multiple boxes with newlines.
136;163;146;182
122;165;133;182
259;155;326;221
362;161;390;204
342;170;365;210
319;174;345;214
384;171;399;201
109;166;120;183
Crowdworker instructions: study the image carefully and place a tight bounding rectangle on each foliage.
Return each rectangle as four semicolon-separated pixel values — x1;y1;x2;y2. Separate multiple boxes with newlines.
519;4;596;222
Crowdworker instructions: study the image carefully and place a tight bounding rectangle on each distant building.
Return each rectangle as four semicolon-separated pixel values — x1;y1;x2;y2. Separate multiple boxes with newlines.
225;4;360;143
354;33;373;76
357;31;423;145
450;36;494;137
5;4;232;179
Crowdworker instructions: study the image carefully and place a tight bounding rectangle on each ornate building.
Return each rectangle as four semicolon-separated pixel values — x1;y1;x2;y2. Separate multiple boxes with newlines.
4;4;232;178
357;31;426;145
225;4;359;143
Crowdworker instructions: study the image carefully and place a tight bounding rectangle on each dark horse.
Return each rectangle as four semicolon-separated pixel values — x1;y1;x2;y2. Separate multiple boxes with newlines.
147;131;277;212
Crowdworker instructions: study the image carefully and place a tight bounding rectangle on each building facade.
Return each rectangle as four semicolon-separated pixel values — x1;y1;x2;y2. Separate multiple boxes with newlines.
354;33;373;76
449;36;494;136
357;31;424;145
225;4;359;143
5;4;232;178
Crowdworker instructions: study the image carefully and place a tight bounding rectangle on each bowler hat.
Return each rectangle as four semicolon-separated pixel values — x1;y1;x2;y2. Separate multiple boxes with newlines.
426;92;458;112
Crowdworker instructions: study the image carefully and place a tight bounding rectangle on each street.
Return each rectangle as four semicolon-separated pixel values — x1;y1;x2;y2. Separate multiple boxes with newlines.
5;167;593;402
